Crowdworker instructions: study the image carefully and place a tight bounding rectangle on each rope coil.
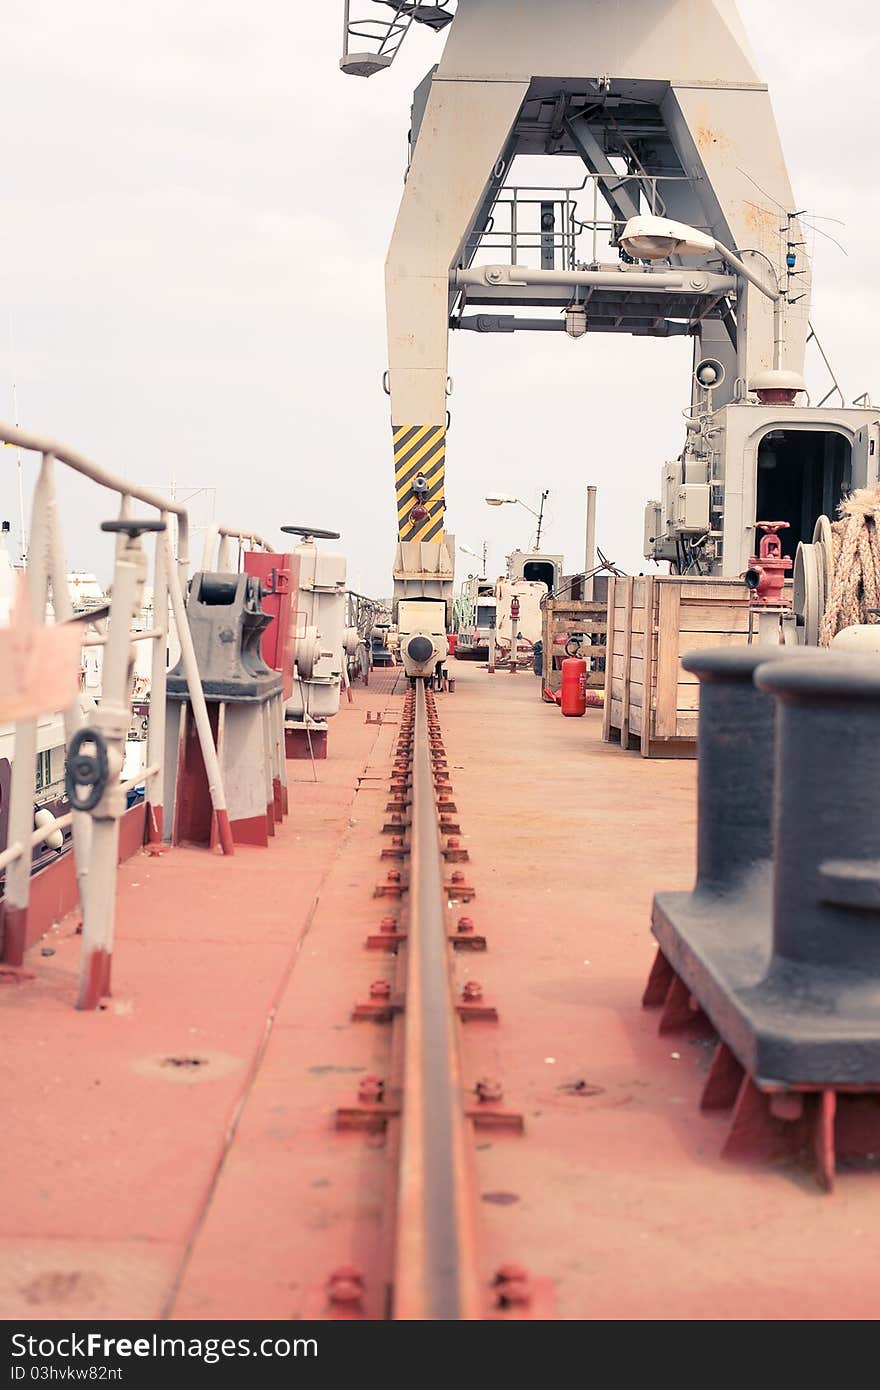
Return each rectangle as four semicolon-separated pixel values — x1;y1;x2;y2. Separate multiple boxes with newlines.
819;484;880;645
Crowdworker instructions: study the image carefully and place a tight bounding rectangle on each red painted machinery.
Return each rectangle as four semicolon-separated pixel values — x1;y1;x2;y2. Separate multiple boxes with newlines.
744;521;791;607
243;550;300;699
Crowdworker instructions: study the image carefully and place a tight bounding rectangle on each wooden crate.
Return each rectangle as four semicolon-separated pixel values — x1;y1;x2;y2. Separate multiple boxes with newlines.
540;595;607;700
600;575;753;758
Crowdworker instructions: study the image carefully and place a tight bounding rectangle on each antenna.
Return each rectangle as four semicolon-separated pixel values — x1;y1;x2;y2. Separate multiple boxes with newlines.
8;316;26;565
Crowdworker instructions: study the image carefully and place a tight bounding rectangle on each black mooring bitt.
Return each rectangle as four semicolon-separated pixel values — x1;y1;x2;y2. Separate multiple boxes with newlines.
167;571;282;704
649;648;880;1089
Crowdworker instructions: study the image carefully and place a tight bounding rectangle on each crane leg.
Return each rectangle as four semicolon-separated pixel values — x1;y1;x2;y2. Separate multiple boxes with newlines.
385;76;528;545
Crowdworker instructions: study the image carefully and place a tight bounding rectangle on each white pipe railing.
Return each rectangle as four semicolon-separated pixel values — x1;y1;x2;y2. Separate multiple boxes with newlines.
200;522;273;573
0;422;257;1007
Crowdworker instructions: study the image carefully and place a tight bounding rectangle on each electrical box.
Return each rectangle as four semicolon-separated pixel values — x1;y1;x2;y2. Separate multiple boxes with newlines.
673;484;710;534
643;501;664;559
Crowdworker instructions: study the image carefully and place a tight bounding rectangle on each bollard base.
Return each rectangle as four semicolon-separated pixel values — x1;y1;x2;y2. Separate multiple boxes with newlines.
646;890;880;1190
285;725;329;760
649;880;880;1087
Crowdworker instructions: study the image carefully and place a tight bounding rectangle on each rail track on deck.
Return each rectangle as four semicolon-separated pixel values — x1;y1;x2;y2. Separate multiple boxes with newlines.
330;679;547;1320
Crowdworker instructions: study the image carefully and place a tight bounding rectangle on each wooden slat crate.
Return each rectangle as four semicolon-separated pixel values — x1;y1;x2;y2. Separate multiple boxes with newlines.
600;575;754;757
540;594;607;701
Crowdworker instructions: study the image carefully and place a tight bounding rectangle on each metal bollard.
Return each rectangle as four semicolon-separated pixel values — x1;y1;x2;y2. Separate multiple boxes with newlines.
748;653;880;1056
644;646;787;1018
686;647;780;895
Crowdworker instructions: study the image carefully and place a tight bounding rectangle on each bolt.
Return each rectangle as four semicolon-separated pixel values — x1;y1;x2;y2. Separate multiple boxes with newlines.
390;813;403;824
475;1077;503;1103
451;870;465;884
390;835;404;848
358;1075;385;1104
369;980;391;1000
327;1266;365;1309
386;869;401;884
462;981;483;1001
446;837;460;849
457;916;474;934
492;1264;532;1308
379;915;397;934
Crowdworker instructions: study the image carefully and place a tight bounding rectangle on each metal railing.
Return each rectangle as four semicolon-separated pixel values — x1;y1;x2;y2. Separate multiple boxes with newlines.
200;522;273;572
468;174;699;271
0;422;255;1007
341;0;415;72
341;1;455;69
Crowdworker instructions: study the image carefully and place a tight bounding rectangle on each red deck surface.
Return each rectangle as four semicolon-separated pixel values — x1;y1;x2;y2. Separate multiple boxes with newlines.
1;663;878;1320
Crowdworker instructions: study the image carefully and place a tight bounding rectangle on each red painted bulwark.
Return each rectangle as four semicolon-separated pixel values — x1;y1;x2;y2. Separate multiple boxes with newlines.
3;834;85;962
118;802;147;864
1;803;147;963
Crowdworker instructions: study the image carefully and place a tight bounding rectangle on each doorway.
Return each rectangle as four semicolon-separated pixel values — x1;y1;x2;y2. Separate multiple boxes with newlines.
755;429;851;559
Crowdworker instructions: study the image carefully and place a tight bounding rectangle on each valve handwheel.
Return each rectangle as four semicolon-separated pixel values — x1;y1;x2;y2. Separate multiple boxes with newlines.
66;728;110;812
280;526;341;540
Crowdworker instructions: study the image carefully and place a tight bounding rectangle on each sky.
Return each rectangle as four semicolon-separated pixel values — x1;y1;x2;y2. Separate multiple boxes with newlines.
1;1;878;595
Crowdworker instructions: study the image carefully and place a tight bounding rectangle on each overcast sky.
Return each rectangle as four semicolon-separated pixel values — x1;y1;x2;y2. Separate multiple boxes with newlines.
1;2;877;594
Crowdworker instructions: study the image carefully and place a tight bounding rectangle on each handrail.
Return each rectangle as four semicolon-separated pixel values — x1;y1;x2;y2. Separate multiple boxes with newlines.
0;421;191;566
200;522;273;572
0;423;242;1008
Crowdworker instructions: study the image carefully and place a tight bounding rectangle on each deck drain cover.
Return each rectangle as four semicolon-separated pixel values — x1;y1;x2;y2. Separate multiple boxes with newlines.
132;1050;243;1083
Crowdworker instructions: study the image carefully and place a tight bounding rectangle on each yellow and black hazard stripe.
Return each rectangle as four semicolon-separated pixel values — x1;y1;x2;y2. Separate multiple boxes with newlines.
393;424;446;543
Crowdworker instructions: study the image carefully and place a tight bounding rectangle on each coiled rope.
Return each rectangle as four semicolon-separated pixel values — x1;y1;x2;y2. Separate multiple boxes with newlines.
819;483;880;645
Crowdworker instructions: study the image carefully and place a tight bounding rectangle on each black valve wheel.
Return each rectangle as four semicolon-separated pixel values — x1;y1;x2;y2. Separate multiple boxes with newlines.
100;519;167;536
65;729;110;813
280;525;341;540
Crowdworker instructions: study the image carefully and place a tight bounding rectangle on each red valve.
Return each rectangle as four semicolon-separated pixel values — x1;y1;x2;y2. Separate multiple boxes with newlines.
745;520;792;606
510;596;521;619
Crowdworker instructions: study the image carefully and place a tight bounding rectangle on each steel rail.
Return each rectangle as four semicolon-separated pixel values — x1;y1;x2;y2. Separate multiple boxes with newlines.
392;682;482;1320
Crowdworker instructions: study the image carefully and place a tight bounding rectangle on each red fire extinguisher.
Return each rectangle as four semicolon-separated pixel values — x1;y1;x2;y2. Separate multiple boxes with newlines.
560;656;587;717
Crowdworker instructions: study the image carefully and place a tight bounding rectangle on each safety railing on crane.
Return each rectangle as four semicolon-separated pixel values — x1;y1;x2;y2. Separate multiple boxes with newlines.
340;2;454;77
0;421;265;1009
465;173;700;271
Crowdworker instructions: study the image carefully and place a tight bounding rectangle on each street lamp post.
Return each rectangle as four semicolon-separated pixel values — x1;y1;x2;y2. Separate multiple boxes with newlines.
484;490;549;552
459;541;488;575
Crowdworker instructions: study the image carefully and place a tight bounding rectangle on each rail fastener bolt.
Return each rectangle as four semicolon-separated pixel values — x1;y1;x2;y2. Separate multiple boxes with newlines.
462;981;483;1002
475;1077;503;1104
327;1266;365;1312
358;1075;385;1105
492;1264;533;1310
369;980;392;1001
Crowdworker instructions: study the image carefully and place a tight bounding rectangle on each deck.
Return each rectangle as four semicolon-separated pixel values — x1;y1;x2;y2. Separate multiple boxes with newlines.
1;661;877;1320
